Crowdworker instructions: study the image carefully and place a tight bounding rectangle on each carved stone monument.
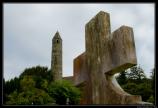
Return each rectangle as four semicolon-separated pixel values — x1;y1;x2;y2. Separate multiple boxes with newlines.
73;11;142;104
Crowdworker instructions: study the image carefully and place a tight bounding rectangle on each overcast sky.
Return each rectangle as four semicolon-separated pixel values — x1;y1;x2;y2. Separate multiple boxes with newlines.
3;3;155;81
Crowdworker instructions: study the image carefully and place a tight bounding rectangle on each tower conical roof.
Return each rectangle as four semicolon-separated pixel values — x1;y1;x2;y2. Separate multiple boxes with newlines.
53;31;62;40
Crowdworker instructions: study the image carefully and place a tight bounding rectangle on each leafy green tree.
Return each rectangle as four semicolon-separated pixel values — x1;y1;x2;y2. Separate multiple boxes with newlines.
6;88;54;105
3;78;7;104
19;66;52;88
151;68;155;94
4;77;20;95
118;66;154;103
122;82;138;95
20;76;35;91
150;68;155;104
31;88;55;105
41;79;48;91
147;95;154;104
6;90;19;105
5;66;81;105
4;66;55;105
127;65;146;83
20;66;49;80
6;75;54;105
48;80;81;105
122;80;152;102
137;81;152;101
116;70;127;85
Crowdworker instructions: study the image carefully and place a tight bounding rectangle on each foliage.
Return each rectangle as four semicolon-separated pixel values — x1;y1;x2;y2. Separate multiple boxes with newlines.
116;70;127;85
136;81;153;101
147;95;154;104
127;65;146;82
150;68;155;104
4;65;81;105
48;80;81;105
20;76;35;91
116;65;155;104
4;77;20;95
6;88;54;105
20;66;52;82
122;80;152;101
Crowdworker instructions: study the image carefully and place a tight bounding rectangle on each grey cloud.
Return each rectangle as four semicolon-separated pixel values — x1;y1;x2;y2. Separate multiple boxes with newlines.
3;3;155;81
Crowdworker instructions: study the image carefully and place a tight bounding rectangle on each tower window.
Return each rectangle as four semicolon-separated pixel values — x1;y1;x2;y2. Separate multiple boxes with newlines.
56;40;59;43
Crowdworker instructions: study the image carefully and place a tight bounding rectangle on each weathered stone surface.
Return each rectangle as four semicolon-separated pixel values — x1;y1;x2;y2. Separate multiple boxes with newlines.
73;53;90;104
73;52;87;85
108;26;137;75
73;11;142;104
51;31;62;81
85;11;112;104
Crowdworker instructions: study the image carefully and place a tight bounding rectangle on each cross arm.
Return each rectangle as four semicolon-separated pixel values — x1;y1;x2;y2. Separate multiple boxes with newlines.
105;26;137;75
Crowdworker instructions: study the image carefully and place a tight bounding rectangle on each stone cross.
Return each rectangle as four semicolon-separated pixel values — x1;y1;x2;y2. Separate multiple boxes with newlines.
73;11;142;104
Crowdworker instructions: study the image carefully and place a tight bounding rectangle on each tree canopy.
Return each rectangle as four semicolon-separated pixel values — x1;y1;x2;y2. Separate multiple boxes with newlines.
116;65;155;104
4;66;81;105
48;80;81;105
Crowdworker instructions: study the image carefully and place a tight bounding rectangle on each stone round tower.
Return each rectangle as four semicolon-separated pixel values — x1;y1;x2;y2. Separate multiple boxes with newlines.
51;31;62;81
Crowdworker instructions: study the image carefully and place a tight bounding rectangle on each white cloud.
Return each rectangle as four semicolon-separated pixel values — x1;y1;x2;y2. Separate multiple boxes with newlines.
3;3;155;81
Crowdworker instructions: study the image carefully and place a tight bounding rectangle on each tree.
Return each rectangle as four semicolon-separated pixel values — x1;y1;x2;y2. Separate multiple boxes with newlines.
48;80;81;105
118;66;153;102
4;65;56;105
127;65;146;83
6;75;54;105
30;88;55;105
150;68;155;95
20;76;35;91
150;68;155;104
137;82;153;101
3;78;6;104
20;66;49;80
6;90;19;105
147;95;154;104
121;79;153;102
122;82;139;95
19;66;52;86
4;77;20;95
116;70;127;85
6;89;55;105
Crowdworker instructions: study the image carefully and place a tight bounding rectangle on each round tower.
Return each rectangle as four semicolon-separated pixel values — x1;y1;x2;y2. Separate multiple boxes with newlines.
51;31;62;81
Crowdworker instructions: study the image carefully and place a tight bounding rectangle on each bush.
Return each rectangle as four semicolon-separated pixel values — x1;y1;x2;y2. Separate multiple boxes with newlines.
48;80;81;105
6;88;55;105
147;95;154;104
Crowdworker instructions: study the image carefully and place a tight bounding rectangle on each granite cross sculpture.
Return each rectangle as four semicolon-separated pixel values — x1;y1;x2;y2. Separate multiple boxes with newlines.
73;11;143;104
